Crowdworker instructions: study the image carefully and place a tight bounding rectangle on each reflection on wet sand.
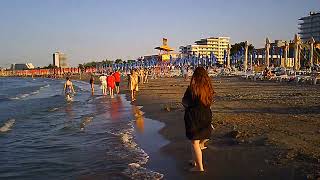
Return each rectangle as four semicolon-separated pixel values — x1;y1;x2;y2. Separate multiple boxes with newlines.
132;106;144;133
110;96;123;121
65;102;74;120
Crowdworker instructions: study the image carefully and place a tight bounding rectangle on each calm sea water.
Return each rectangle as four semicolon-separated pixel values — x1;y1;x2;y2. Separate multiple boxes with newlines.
0;77;163;179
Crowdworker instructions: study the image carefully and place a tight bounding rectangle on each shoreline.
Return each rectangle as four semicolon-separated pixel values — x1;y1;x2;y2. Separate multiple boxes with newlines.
4;74;320;179
128;76;320;179
75;75;178;179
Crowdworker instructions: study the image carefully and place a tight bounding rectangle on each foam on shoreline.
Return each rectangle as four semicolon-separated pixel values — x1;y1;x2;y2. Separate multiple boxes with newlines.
0;119;15;133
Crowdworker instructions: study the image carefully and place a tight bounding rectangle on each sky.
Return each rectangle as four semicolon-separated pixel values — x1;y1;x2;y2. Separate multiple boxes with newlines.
0;0;319;68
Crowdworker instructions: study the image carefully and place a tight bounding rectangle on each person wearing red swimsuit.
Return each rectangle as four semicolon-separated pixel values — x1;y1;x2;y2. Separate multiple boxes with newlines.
107;72;116;98
113;70;121;94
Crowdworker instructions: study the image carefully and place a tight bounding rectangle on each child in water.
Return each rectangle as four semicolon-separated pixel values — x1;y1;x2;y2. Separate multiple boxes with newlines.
64;77;75;101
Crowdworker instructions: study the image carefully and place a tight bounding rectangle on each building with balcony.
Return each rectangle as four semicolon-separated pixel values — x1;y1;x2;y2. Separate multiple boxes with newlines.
180;37;230;64
299;11;320;42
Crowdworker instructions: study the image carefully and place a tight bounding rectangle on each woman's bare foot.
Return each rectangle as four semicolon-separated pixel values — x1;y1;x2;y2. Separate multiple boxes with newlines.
189;166;204;172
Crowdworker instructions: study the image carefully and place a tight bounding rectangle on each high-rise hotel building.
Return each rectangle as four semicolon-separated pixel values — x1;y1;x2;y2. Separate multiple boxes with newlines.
180;37;230;64
299;11;320;42
53;52;68;68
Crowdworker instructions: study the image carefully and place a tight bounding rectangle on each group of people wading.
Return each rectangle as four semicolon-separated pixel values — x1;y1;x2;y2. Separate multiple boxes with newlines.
95;70;121;98
64;66;214;172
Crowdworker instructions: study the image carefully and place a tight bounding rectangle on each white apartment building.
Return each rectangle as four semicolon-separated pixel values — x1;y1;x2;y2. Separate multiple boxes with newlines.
180;37;230;64
299;11;320;42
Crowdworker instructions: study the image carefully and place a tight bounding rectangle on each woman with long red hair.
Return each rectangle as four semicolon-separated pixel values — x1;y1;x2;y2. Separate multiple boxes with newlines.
182;67;214;172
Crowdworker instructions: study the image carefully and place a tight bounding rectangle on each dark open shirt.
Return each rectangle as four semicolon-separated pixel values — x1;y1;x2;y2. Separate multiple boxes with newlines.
182;87;212;140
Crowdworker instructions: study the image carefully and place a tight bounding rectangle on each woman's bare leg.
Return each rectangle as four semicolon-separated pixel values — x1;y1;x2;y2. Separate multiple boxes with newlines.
133;90;136;101
200;139;209;150
111;89;114;98
131;90;134;101
191;140;204;171
91;84;94;95
190;143;196;166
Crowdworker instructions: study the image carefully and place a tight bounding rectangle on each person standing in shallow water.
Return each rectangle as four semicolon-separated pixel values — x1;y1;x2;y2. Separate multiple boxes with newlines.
182;67;214;172
64;77;75;101
129;69;139;102
107;72;116;98
99;74;107;95
113;70;121;94
89;75;94;95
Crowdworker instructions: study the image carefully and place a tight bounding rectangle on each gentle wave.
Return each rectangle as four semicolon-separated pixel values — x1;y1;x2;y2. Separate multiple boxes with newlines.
40;84;50;89
0;119;15;133
125;163;164;180
48;107;59;112
80;116;93;131
116;121;163;179
9;84;48;100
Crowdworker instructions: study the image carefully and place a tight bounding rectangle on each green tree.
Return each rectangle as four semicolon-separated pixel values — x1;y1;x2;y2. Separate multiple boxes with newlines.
78;64;85;72
101;59;113;65
83;61;97;68
127;60;135;64
115;59;122;64
230;42;255;56
43;64;57;69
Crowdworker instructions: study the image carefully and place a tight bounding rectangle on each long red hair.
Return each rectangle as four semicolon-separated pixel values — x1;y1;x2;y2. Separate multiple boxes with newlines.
190;67;214;107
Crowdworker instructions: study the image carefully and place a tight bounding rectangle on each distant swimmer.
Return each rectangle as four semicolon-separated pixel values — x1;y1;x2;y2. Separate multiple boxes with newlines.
90;75;95;95
64;77;75;101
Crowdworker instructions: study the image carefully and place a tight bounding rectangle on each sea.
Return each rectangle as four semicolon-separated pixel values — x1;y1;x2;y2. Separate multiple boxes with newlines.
0;77;164;179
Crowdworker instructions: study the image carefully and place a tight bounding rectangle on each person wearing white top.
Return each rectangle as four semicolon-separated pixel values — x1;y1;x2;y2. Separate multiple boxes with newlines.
99;74;107;95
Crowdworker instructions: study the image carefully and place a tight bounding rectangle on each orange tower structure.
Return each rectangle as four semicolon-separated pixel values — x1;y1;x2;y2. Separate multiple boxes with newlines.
155;38;174;61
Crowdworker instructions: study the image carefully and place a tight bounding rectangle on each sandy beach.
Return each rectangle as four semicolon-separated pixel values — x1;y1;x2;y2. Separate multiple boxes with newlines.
119;76;320;179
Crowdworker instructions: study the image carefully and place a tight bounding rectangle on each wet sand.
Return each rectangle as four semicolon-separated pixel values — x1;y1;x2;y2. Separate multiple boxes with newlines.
76;74;181;179
124;77;320;179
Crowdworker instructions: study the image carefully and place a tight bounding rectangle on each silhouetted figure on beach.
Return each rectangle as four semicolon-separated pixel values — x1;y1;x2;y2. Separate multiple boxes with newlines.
89;75;94;95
